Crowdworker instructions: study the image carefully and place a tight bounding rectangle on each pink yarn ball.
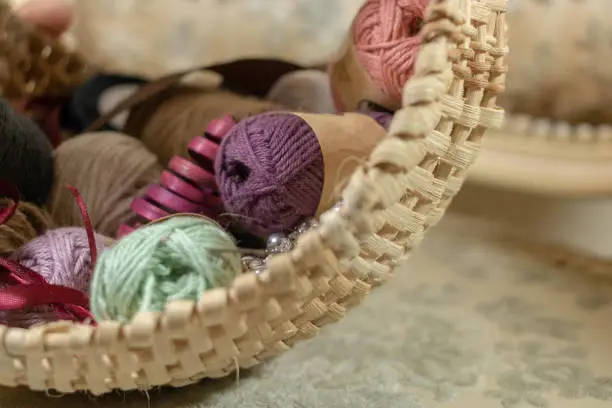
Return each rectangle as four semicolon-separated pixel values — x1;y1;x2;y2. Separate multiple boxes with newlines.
353;0;428;102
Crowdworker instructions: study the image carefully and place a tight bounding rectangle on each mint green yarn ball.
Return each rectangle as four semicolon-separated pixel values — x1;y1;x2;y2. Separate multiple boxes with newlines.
90;216;241;322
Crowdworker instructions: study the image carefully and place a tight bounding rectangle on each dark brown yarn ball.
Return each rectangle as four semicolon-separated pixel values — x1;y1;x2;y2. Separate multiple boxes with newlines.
122;87;283;166
0;99;54;205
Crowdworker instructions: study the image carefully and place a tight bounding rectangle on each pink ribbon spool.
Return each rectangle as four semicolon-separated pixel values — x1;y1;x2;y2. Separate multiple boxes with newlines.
117;114;236;238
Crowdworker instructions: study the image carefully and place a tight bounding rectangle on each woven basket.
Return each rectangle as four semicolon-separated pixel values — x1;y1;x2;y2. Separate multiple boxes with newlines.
0;0;507;395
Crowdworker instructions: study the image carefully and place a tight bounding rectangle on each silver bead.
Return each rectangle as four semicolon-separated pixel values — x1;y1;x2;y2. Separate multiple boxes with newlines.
266;233;293;254
332;201;343;212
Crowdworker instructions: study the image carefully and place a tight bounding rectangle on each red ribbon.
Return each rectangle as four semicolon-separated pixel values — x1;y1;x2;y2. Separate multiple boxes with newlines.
0;181;97;325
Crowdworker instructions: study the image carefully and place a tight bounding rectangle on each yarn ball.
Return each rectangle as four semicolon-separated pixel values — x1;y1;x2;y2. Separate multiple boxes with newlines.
90;216;241;322
352;0;427;102
10;227;110;294
123;87;283;166
215;112;323;237
0;198;53;256
0;98;54;205
266;70;336;114
47;132;163;237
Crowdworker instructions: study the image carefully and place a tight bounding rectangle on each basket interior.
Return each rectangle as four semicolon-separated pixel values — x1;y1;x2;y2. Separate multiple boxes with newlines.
0;0;507;395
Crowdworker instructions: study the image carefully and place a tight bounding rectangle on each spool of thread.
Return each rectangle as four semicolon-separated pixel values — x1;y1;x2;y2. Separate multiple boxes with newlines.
266;69;337;114
0;198;53;256
47;132;163;238
122;87;283;166
10;227;110;294
60;74;148;135
118;115;235;238
329;0;427;112
216;110;392;237
0;98;54;205
91;215;241;322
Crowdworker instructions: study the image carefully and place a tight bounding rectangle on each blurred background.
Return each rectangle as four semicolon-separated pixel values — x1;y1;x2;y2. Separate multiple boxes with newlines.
13;0;612;258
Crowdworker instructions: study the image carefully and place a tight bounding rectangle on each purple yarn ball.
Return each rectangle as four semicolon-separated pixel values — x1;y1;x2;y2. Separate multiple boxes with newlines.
215;112;324;237
9;227;110;294
215;111;393;237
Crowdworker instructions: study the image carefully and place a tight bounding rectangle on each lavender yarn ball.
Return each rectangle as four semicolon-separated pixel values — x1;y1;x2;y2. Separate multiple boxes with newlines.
10;227;110;294
215;112;324;237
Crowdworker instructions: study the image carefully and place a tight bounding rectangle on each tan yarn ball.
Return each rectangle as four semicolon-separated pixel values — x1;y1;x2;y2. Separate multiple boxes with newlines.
0;199;53;256
47;132;163;237
122;87;283;166
266;69;337;114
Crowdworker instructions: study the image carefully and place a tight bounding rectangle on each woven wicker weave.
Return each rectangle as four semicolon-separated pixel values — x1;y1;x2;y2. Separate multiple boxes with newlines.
0;1;89;98
0;0;507;395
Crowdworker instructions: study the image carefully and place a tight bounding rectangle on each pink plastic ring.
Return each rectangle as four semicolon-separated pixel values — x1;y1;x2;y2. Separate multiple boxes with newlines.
206;114;235;139
188;136;219;166
169;156;217;192
130;196;169;222
145;184;201;214
160;170;207;204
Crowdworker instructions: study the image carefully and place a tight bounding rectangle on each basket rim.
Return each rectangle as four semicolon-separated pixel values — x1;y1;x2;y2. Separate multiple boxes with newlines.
0;0;509;394
469;113;612;196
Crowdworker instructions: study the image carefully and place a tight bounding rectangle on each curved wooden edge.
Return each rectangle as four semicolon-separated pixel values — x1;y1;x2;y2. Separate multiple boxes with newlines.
469;144;612;196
